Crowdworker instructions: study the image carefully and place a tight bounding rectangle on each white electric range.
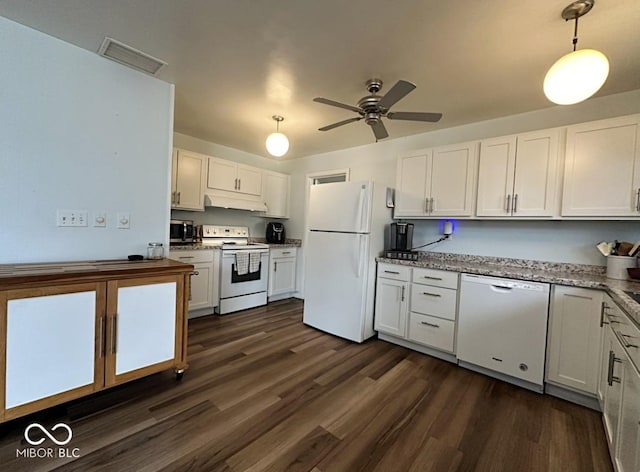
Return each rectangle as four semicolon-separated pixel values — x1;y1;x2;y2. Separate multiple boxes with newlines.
201;225;269;315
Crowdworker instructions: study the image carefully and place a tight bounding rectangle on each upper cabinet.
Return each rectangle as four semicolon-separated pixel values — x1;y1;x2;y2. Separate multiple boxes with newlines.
261;170;290;219
562;115;640;217
171;149;207;211
207;157;262;196
395;141;478;218
476;129;561;217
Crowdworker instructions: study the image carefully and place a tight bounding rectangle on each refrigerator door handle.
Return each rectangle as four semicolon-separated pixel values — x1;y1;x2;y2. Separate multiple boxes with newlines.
357;234;365;278
356;185;367;233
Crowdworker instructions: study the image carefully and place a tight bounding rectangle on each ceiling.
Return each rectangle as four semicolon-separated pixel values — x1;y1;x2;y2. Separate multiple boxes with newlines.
1;1;639;159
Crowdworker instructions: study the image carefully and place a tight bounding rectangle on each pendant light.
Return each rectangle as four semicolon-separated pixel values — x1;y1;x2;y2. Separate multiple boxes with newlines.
543;0;609;105
265;115;289;157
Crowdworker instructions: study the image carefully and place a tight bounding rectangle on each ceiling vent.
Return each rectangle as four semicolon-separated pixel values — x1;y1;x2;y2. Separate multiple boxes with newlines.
98;37;167;76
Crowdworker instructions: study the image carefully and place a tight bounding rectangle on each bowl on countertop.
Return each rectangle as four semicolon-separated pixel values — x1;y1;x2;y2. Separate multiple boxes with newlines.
627;267;640;280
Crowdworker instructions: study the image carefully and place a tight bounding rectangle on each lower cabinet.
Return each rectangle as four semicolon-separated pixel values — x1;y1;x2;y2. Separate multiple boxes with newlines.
374;263;458;355
616;349;640;472
0;261;190;423
169;249;219;312
546;286;603;394
268;247;297;300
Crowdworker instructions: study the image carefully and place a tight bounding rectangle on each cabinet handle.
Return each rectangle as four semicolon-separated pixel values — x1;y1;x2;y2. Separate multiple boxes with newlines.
513;194;518;213
492;357;503;362
282;251;291;255
420;321;440;328
607;350;623;386
636;188;640;212
274;261;277;273
401;285;405;302
384;270;400;275
179;256;195;260
422;292;441;297
430;198;435;213
110;315;117;355
600;302;609;327
422;276;442;280
506;194;511;213
238;179;241;190
621;334;639;349
425;197;429;213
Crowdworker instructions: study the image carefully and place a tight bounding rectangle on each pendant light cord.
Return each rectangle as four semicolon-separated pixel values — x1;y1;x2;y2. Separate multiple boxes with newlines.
571;16;579;51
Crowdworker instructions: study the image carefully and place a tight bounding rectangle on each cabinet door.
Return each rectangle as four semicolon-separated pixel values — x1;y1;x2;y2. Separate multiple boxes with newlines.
546;286;602;394
616;357;640;472
189;263;213;310
512;129;560;217
262;171;290;218
374;278;408;337
476;136;517;216
105;275;183;386
237;164;262;196
603;332;625;450
562;115;640;217
173;150;206;211
394;153;430;217
430;142;478;217
208;157;238;192
268;256;296;296
1;283;105;420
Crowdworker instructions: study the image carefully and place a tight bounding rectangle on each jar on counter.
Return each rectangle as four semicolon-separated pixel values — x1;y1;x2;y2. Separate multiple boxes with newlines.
147;242;164;260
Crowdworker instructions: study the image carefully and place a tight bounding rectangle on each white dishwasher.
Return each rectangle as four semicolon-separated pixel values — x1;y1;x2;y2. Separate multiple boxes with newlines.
457;274;550;391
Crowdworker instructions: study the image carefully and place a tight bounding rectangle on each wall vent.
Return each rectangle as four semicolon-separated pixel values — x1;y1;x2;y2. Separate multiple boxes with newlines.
98;37;167;76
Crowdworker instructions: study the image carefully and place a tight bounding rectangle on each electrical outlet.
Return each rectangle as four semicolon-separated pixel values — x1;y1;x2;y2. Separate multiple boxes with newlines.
117;212;130;229
57;210;88;227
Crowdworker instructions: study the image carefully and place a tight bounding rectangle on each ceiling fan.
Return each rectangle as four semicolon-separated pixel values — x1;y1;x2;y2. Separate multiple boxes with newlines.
314;78;442;141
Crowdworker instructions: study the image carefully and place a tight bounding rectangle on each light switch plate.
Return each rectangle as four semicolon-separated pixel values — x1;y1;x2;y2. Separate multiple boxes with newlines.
117;212;130;229
57;210;88;227
93;212;107;227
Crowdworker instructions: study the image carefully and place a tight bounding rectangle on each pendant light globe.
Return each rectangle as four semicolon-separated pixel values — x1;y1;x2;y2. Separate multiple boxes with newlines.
544;48;609;105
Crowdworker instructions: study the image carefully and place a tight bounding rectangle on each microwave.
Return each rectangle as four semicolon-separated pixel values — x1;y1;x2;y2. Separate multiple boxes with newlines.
170;219;194;243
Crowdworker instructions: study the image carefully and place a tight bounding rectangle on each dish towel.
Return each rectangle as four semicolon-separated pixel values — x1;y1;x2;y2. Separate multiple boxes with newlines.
249;252;261;273
235;252;249;275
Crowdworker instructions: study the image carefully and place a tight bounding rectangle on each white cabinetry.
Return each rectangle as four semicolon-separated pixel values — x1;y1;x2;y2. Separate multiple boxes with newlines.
562;114;640;217
617;354;640;472
374;264;410;337
262;170;290;218
208;157;262;196
268;247;296;300
476;129;561;217
169;250;219;314
407;268;458;353
171;149;207;211
546;286;602;394
394;141;478;218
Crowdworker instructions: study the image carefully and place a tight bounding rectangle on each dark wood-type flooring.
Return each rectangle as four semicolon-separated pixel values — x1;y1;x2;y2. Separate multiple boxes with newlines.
1;299;612;471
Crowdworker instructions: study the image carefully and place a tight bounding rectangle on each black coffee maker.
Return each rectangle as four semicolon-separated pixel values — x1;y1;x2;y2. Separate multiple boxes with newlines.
390;222;414;251
266;222;285;244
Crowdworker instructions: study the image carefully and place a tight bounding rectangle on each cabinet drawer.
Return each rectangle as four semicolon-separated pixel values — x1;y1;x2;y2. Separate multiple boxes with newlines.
412;268;458;289
615;313;640;372
169;250;214;264
408;312;455;352
377;263;411;281
410;284;457;320
270;247;297;258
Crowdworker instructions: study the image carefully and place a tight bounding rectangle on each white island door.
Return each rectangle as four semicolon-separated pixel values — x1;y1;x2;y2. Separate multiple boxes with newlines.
303;231;370;342
107;277;177;385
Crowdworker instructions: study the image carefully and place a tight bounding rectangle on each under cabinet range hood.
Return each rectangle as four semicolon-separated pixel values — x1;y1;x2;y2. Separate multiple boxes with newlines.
204;194;267;212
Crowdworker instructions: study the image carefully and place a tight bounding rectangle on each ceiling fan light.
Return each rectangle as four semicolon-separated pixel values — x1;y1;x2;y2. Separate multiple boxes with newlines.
544;49;609;105
265;132;289;157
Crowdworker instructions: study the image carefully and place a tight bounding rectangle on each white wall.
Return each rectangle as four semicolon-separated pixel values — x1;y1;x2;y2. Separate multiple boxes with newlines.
172;133;288;238
285;89;640;266
0;18;174;263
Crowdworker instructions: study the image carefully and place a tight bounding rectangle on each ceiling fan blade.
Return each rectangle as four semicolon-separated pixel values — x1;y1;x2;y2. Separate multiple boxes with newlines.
387;111;443;122
377;80;416;110
313;97;362;114
370;120;388;140
318;117;363;131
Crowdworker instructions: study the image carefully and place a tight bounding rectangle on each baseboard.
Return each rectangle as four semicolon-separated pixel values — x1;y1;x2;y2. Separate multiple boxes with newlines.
187;307;216;319
378;333;457;364
544;383;601;411
458;361;544;393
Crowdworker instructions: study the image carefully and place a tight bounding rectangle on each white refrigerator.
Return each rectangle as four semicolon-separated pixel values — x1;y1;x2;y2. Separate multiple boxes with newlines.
303;180;388;342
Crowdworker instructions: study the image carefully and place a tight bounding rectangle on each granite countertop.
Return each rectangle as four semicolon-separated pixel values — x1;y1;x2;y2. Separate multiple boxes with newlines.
170;238;302;251
377;252;640;327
